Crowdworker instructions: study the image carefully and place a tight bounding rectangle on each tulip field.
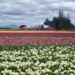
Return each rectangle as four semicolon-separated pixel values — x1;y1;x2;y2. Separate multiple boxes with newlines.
0;30;75;75
0;46;75;75
0;30;75;46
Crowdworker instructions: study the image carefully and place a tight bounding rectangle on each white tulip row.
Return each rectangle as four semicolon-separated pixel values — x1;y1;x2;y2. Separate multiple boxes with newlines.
0;46;75;75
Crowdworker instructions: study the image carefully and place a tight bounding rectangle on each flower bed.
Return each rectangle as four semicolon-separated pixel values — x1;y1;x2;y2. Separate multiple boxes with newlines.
0;31;75;46
0;46;75;75
0;36;75;46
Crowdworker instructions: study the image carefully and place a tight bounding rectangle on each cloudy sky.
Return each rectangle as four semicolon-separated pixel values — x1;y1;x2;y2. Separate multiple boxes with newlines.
0;0;75;27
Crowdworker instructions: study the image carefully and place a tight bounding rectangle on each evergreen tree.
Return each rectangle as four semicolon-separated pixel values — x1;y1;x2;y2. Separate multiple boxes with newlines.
44;18;50;25
43;10;75;30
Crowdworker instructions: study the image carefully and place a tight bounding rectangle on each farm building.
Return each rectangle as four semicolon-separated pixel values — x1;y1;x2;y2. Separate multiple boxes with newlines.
40;24;54;30
19;25;27;29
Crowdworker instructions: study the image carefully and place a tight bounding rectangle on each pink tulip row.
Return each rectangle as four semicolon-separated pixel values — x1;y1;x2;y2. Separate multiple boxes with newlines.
0;36;75;46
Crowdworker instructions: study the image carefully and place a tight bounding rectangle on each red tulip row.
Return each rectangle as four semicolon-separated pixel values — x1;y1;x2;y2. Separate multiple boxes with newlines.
0;36;75;46
0;31;75;37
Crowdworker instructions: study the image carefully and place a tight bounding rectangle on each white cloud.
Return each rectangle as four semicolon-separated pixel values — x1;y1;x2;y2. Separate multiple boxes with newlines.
0;0;75;27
